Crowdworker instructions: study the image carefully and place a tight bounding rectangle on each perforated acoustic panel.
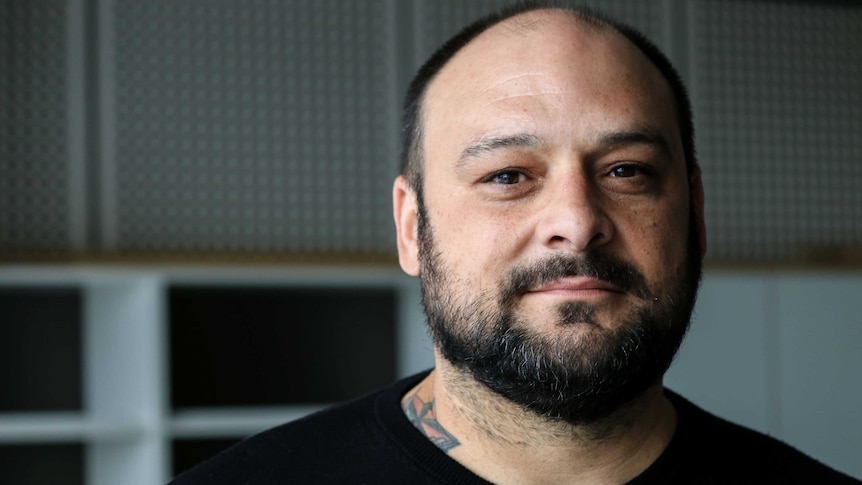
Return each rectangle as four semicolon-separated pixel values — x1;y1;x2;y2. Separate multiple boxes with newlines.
692;1;862;262
0;1;70;255
111;0;394;258
4;0;860;264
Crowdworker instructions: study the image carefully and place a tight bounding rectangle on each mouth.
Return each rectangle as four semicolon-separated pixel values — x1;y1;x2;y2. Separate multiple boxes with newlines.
524;276;624;299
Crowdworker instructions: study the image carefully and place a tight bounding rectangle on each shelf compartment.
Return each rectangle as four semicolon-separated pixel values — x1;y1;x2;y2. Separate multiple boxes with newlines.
169;285;397;408
0;287;82;412
0;442;84;485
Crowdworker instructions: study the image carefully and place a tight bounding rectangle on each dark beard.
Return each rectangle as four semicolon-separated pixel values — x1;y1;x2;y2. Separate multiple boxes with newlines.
417;199;703;426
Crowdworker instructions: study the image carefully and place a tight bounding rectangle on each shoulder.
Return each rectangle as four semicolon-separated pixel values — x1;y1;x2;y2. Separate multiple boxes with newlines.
168;372;431;485
664;390;861;484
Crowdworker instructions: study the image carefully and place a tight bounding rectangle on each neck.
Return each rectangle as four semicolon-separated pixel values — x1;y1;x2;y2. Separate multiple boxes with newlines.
402;358;677;485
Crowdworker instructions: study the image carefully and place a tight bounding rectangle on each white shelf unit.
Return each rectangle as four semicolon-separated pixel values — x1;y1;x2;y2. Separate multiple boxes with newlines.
0;265;432;485
1;266;861;483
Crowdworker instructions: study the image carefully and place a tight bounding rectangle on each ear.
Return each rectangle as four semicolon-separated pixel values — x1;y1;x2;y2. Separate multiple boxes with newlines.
690;167;707;258
393;175;421;276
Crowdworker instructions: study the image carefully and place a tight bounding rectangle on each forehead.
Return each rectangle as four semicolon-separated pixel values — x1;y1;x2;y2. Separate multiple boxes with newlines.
421;10;679;160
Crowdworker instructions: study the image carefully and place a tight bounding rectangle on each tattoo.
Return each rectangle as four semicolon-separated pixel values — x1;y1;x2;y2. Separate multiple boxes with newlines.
402;390;461;452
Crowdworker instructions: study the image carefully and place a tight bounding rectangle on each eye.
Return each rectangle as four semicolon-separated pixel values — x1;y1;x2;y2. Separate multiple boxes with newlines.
609;165;642;178
486;170;524;185
475;166;538;201
603;162;660;195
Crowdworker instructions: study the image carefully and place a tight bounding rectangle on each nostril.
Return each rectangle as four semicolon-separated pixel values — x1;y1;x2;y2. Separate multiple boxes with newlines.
590;231;609;247
545;224;611;252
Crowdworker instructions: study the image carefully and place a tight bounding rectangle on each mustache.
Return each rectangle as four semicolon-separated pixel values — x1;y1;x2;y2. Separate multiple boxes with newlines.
501;252;652;302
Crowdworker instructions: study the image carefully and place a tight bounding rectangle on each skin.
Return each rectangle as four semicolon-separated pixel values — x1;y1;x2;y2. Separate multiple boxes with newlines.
393;9;706;485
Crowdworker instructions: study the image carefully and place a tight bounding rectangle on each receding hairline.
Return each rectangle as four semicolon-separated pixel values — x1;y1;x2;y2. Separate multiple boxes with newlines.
431;8;619;83
417;8;620;125
400;3;697;195
418;7;656;158
496;6;615;36
438;8;620;75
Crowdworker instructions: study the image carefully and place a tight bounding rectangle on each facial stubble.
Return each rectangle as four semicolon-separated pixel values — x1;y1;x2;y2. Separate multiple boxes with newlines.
416;197;703;427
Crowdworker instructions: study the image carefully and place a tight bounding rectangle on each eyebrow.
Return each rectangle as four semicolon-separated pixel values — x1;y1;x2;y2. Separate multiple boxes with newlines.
455;128;675;168
597;129;673;161
456;133;541;169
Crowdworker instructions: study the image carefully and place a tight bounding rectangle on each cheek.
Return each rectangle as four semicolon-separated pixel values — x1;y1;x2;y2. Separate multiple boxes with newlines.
653;211;692;281
618;202;691;281
429;201;530;291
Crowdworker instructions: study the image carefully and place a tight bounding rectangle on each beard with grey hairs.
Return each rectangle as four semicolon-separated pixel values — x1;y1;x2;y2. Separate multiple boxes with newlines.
416;197;703;427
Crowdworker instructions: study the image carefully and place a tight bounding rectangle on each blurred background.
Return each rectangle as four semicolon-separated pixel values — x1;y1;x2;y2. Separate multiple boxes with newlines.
0;0;860;483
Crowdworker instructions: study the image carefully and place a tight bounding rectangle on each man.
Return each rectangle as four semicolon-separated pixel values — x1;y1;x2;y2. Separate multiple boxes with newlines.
170;3;860;484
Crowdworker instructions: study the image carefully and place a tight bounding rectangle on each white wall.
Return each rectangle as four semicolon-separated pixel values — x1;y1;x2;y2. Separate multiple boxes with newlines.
666;270;862;479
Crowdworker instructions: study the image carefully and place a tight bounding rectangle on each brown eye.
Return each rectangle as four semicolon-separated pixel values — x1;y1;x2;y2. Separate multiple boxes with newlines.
610;165;640;178
490;171;523;185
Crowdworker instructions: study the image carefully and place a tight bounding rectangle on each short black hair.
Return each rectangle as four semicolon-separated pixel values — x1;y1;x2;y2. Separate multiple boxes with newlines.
399;1;697;194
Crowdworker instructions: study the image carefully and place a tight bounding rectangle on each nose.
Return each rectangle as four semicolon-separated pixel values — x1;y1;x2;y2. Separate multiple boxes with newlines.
535;172;614;252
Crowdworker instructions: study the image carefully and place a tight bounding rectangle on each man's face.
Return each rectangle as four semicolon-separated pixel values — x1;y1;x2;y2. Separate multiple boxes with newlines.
394;11;705;424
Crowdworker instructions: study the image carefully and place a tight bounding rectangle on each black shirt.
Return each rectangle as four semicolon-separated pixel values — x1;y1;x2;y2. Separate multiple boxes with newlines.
169;370;860;484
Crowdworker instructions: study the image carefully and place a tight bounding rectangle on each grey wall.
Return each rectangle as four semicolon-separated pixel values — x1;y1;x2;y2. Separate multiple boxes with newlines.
2;0;860;263
666;272;862;478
